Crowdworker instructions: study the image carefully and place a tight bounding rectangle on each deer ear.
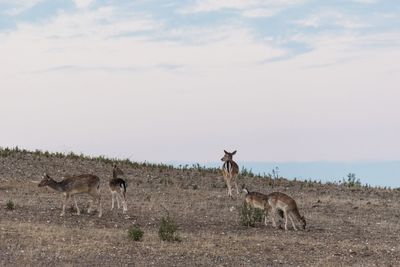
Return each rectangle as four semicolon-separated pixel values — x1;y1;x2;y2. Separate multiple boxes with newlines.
224;150;228;154
231;150;237;155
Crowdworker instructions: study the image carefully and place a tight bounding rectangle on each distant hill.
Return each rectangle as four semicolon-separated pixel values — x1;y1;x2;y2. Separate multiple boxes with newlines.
171;161;400;188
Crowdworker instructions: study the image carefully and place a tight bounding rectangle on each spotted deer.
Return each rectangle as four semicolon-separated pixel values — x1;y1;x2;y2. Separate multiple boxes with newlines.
109;164;128;213
38;173;102;217
267;192;306;231
221;150;239;198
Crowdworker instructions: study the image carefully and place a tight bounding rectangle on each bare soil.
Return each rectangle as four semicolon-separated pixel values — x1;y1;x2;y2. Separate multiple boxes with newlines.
1;153;400;266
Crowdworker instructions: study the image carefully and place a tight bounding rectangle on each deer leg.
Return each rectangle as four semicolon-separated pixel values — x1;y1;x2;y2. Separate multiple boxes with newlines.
88;190;101;217
264;204;271;226
73;196;80;215
264;211;268;226
226;176;233;198
289;214;298;231
271;208;278;228
87;199;93;214
111;191;115;210
283;210;288;231
120;190;128;214
97;194;102;218
233;178;239;195
61;194;70;217
116;192;121;209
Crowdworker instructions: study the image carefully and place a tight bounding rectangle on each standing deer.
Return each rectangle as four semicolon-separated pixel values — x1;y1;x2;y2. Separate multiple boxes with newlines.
109;164;128;213
267;192;306;231
221;150;239;198
38;173;102;217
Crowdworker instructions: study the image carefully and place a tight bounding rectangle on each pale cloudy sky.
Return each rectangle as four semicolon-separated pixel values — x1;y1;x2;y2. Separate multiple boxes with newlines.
0;0;399;163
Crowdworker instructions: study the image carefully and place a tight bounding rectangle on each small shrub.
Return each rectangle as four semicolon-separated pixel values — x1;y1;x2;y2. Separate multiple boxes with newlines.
160;177;173;186
159;216;181;242
239;202;264;227
128;227;144;241
241;167;255;178
342;173;361;188
6;200;15;210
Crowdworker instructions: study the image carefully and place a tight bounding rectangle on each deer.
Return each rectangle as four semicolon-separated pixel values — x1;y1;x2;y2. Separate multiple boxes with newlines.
266;192;306;231
221;150;239;198
109;164;128;213
37;173;102;217
243;188;305;230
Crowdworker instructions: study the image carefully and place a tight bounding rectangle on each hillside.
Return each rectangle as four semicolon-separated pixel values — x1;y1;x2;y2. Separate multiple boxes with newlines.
1;148;400;266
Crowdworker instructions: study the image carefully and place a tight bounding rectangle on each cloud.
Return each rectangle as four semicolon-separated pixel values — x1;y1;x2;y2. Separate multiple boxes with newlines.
241;8;280;18
178;0;306;16
1;0;400;162
73;0;94;9
353;0;378;4
25;6;161;39
0;6;287;79
0;0;44;15
293;11;370;29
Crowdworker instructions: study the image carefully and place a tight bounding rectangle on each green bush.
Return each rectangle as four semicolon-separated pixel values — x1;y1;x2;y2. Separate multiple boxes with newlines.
128;227;144;241
6;200;15;210
239;202;264;227
159;216;181;242
342;173;361;188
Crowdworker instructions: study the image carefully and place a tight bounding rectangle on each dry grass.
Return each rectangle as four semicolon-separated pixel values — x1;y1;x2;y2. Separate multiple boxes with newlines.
1;150;400;266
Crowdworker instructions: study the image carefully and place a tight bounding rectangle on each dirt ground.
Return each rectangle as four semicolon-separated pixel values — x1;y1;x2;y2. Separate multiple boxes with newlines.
1;153;400;266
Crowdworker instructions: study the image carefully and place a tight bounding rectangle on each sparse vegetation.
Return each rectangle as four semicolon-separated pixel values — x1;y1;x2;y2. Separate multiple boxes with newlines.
128;227;144;241
272;166;280;179
6;200;15;210
239;202;264;227
160;176;173;186
158;216;181;242
240;167;255;178
0;146;222;175
0;146;399;266
342;173;361;188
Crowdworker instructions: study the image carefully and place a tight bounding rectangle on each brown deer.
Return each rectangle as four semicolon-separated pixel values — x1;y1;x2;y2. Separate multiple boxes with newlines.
38;173;102;217
109;164;127;213
221;150;239;198
243;188;304;230
267;192;306;231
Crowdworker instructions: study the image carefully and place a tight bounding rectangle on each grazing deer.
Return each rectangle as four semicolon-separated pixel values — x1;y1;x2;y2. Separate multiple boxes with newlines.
38;173;102;217
221;150;239;198
267;192;306;231
109;164;128;213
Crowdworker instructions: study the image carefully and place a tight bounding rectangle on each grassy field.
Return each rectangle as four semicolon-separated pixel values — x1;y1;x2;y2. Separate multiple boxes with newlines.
1;148;400;266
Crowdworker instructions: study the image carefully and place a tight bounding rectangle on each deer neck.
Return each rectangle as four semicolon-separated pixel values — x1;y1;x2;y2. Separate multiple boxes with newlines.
112;170;118;179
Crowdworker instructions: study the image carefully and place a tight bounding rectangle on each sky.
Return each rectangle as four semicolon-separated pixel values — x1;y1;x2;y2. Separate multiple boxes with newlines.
0;0;400;164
